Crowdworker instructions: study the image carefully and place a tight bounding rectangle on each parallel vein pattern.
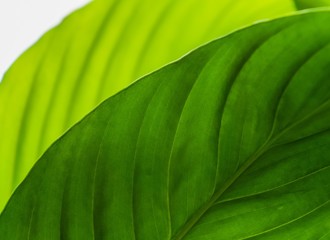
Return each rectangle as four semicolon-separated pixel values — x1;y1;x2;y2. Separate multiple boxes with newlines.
0;0;295;211
1;10;330;240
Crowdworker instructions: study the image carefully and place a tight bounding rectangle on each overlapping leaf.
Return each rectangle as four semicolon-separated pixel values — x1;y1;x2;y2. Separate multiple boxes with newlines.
0;0;296;210
1;10;330;239
295;0;330;9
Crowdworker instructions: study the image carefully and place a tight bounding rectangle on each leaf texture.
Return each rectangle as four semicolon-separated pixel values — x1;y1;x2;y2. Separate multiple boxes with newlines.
1;10;330;239
0;0;296;210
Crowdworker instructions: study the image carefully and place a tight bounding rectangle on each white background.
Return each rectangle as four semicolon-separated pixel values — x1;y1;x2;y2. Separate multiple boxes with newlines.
0;0;90;81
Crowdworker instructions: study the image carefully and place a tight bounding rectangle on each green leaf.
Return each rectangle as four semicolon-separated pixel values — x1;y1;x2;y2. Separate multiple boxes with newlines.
294;0;330;9
1;10;330;239
0;0;296;210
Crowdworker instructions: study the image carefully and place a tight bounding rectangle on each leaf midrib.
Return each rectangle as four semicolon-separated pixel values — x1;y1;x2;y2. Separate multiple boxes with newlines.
172;96;330;239
171;138;272;240
171;35;330;239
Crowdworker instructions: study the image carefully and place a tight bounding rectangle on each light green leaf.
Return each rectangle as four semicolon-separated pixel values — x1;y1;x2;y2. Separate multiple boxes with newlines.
0;0;296;211
1;10;330;239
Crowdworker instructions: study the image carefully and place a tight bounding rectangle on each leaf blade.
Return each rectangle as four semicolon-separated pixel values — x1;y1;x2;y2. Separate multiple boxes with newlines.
0;0;296;210
1;10;330;239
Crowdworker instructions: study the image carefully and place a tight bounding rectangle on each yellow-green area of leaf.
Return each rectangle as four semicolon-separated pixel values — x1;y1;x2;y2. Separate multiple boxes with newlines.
1;10;330;239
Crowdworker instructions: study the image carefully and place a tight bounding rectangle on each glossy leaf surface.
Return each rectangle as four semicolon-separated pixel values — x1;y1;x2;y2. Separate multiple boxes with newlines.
1;11;330;239
0;0;296;210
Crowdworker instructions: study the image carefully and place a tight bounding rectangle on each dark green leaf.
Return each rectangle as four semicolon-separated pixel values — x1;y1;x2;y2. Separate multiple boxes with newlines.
0;0;296;210
1;10;330;240
294;0;330;9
